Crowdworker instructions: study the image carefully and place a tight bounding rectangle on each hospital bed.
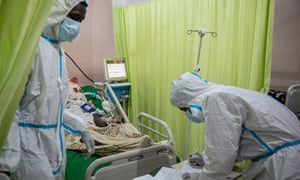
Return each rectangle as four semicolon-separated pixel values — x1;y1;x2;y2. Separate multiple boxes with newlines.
84;113;176;180
65;79;176;180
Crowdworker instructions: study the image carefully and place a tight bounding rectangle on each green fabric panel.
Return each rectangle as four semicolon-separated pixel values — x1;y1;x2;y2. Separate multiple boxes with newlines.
112;0;274;160
0;0;53;149
65;150;111;180
81;85;104;110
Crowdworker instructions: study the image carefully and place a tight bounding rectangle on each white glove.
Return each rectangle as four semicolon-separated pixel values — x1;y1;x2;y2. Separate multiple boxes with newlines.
182;172;200;180
81;130;95;159
0;172;10;180
189;151;204;168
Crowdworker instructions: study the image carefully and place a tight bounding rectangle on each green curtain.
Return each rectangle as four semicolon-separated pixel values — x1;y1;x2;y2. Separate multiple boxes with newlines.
112;0;274;159
0;0;53;149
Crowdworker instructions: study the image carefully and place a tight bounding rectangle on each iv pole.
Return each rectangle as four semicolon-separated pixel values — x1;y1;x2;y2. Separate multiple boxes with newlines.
186;29;217;72
184;29;217;159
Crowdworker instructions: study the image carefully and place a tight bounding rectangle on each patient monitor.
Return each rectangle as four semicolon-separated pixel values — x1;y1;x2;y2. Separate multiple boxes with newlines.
104;57;128;82
103;57;131;112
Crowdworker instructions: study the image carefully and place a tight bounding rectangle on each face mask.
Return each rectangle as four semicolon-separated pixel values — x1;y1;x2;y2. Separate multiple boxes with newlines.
59;17;81;42
185;107;205;123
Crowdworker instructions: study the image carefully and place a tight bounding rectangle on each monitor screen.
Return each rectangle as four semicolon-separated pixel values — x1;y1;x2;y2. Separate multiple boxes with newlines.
104;57;128;82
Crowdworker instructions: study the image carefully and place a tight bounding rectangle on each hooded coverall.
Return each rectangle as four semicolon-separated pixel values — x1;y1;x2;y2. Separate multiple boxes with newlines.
170;72;300;180
0;0;93;179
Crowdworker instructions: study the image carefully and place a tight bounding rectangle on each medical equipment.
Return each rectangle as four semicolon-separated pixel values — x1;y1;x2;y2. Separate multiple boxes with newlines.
186;29;217;72
104;57;128;82
184;29;217;159
103;57;131;113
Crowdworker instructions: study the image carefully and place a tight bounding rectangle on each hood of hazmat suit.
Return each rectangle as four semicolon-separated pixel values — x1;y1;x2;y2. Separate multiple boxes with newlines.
5;0;90;179
43;0;87;41
170;72;300;180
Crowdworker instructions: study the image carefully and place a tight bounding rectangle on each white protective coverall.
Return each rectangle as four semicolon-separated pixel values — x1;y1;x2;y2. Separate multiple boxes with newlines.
0;0;94;179
170;72;300;180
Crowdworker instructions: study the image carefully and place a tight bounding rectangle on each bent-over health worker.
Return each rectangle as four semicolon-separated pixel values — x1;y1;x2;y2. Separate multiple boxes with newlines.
170;72;300;180
0;0;94;179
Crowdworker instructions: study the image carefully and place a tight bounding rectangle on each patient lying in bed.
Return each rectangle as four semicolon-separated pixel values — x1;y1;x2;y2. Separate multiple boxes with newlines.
64;78;153;156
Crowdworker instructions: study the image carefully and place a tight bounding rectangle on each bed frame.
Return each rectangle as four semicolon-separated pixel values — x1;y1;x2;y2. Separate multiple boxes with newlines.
85;112;176;180
84;83;177;180
285;83;300;119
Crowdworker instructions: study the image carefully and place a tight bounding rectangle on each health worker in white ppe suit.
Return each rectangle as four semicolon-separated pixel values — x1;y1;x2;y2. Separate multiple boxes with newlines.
170;72;300;180
0;0;94;179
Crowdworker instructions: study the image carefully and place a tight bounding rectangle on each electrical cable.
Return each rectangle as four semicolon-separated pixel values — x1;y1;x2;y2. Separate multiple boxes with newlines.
65;52;95;83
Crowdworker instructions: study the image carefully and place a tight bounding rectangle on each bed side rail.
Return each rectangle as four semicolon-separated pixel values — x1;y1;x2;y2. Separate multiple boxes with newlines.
85;143;176;180
285;83;300;119
137;112;174;146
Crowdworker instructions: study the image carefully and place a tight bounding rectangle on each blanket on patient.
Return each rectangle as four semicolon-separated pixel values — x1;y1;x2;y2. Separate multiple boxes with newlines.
65;117;153;156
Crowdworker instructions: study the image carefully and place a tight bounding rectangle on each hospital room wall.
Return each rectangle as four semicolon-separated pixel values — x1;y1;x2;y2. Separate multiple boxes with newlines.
62;0;300;90
271;0;300;91
63;0;116;85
